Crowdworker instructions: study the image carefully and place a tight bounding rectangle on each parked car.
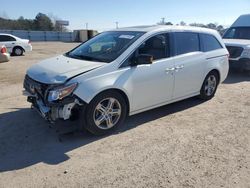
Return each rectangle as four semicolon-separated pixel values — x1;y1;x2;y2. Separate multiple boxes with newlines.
0;45;10;63
0;33;32;56
23;25;229;135
223;14;250;71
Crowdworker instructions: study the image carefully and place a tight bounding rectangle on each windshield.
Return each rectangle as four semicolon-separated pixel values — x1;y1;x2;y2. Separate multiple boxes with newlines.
65;31;145;63
223;27;250;40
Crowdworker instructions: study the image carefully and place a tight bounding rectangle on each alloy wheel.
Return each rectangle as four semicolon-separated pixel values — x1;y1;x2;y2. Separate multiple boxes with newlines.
204;75;217;96
93;97;122;130
15;48;22;55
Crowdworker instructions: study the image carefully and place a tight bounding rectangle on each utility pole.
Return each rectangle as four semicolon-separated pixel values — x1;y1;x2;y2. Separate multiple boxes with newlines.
115;21;119;29
85;22;88;30
161;17;165;25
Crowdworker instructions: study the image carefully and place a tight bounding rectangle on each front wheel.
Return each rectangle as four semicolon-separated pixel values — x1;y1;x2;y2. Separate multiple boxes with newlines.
81;91;127;135
199;71;219;100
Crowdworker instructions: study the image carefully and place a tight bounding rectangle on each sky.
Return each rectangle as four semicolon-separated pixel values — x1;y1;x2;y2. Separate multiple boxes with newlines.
1;0;250;31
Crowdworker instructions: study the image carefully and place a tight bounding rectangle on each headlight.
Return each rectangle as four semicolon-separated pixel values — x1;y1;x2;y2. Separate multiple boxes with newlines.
242;48;250;58
48;83;78;102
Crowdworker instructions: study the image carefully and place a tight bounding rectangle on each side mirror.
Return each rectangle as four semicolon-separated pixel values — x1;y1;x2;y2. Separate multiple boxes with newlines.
134;54;153;65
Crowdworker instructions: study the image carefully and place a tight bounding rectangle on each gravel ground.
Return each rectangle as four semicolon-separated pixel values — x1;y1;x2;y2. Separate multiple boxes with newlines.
0;42;249;188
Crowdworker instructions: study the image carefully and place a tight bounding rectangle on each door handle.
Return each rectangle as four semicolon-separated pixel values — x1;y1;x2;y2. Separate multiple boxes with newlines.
165;67;175;74
175;65;184;70
175;65;184;72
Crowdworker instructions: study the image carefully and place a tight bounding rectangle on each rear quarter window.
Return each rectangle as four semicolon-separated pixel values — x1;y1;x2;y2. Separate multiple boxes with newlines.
200;34;223;52
174;32;200;55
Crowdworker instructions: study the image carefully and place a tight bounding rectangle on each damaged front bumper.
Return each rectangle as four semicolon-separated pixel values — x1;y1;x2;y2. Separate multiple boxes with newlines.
24;90;82;122
23;75;85;122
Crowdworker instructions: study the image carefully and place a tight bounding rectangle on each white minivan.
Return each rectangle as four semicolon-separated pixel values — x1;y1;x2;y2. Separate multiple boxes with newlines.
223;14;250;71
24;25;229;135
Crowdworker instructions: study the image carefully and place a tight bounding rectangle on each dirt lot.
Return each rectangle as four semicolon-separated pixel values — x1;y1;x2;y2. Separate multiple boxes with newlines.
0;42;249;188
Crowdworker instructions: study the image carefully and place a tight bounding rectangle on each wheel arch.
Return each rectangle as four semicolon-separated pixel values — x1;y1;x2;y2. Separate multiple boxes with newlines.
76;87;131;114
95;88;130;114
199;68;221;94
207;69;221;83
12;45;25;53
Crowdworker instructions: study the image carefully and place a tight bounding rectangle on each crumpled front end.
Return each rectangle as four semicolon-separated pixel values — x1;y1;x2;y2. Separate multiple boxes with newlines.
23;75;83;122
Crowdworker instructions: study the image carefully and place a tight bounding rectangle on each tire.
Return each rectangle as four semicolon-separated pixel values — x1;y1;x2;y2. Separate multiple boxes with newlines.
12;46;24;56
80;91;128;135
199;71;219;100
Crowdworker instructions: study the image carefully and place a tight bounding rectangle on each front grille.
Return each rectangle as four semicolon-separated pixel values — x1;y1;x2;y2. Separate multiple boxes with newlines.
23;75;49;98
226;46;244;58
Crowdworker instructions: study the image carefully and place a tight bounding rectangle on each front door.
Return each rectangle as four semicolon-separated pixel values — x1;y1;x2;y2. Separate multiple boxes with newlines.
122;33;175;113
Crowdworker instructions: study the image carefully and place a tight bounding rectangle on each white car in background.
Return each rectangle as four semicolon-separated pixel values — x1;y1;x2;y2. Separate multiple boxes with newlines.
0;33;32;56
24;25;229;135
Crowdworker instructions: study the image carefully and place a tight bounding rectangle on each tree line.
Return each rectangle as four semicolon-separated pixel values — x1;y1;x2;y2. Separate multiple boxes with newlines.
0;13;227;34
0;13;67;31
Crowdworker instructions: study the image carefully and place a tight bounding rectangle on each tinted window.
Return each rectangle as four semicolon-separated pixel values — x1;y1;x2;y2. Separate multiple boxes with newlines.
174;32;200;55
223;27;250;40
122;34;170;67
137;34;169;60
0;35;16;42
223;28;235;39
201;34;222;52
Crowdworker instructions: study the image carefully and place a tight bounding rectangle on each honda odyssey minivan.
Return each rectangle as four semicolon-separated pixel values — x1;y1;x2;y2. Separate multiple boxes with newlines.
23;25;229;135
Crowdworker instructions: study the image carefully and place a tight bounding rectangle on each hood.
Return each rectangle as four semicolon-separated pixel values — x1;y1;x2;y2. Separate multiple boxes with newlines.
223;39;250;47
27;55;104;84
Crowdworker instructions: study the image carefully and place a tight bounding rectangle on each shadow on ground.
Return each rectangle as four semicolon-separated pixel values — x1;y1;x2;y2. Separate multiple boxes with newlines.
223;69;250;84
0;97;204;172
0;70;247;172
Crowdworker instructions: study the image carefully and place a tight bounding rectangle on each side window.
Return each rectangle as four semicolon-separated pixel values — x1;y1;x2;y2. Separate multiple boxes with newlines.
137;34;169;61
121;34;170;67
0;35;16;42
201;34;223;52
7;36;16;41
174;32;200;55
223;28;235;39
0;35;5;42
122;33;170;67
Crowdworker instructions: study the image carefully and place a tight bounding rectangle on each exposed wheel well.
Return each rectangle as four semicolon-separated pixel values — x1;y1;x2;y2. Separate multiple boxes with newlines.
12;46;25;53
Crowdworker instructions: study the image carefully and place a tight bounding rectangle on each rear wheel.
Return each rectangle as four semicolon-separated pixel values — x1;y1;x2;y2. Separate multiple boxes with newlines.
199;71;219;100
80;91;127;135
13;47;24;56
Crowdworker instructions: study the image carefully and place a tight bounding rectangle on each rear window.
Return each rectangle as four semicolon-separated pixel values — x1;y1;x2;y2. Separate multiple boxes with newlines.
201;34;223;52
174;32;200;55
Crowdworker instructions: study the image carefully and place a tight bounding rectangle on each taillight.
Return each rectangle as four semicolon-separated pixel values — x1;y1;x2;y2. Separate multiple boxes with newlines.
0;46;7;53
